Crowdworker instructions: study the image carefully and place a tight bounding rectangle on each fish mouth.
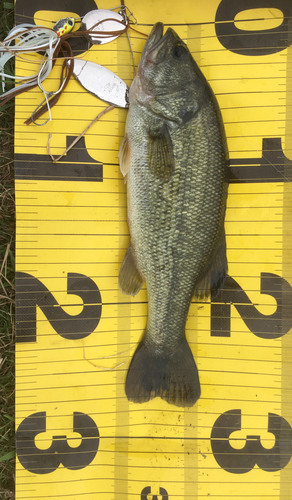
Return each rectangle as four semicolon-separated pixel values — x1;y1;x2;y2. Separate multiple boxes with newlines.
139;23;177;68
137;22;163;70
134;23;187;98
145;22;164;54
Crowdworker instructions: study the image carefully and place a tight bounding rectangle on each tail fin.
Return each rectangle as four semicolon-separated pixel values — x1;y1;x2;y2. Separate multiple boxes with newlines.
125;337;201;407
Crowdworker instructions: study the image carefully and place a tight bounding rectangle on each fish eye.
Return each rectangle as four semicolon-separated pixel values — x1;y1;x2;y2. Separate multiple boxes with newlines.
68;19;74;26
173;45;187;59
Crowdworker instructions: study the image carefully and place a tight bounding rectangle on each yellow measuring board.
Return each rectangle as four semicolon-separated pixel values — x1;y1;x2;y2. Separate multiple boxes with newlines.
14;1;292;499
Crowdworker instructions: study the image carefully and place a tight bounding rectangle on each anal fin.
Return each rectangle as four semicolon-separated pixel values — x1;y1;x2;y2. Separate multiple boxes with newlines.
119;244;144;296
194;231;228;300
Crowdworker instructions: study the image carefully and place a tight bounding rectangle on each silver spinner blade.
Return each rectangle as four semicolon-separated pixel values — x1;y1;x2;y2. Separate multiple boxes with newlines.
81;9;126;45
71;59;129;108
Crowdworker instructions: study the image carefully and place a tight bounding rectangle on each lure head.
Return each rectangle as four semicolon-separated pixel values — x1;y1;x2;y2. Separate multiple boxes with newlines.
53;17;75;37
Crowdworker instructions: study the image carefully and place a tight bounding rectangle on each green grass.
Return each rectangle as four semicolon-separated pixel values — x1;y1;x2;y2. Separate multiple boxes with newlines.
0;3;15;499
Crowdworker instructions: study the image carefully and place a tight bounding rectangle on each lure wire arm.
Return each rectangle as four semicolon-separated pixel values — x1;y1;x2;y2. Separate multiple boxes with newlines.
0;7;146;125
0;24;61;108
25;39;74;125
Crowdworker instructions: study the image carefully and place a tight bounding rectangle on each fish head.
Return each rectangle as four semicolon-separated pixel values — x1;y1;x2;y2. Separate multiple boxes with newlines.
132;23;208;123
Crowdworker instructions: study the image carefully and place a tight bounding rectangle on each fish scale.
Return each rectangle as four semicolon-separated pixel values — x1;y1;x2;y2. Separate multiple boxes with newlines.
119;22;229;407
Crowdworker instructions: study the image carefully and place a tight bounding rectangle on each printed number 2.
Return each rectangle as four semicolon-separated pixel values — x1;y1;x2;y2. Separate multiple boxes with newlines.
16;272;102;343
211;410;292;473
211;273;292;339
16;412;100;474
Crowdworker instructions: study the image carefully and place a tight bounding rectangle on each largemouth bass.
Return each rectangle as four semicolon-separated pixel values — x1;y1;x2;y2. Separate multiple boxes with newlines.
119;23;229;407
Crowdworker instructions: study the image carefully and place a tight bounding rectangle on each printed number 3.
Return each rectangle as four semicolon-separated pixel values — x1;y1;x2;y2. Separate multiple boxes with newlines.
16;412;99;474
211;410;292;473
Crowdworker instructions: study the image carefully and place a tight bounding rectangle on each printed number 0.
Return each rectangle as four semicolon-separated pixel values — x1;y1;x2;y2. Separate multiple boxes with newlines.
211;410;292;473
215;0;292;56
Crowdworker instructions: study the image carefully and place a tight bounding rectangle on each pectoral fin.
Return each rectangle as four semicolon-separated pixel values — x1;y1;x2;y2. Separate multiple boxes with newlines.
147;124;175;180
194;231;228;300
119;244;144;296
119;133;131;177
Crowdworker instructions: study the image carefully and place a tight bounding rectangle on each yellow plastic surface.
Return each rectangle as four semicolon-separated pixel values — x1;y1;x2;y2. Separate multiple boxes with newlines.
15;1;292;499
